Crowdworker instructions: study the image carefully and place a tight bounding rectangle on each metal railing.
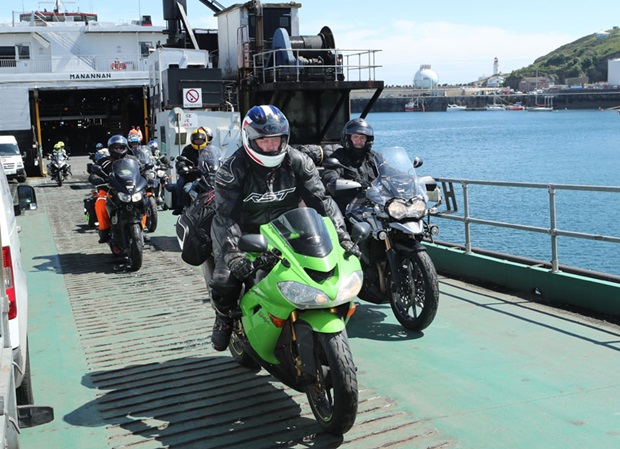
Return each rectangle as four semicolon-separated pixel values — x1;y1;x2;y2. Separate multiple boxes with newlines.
252;48;381;84
433;178;620;273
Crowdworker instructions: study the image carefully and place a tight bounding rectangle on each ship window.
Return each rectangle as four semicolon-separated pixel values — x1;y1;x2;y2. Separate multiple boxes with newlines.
139;42;153;58
17;45;30;60
0;46;16;67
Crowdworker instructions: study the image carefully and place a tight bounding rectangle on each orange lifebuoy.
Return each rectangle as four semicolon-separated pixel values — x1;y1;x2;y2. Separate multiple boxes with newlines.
111;61;126;71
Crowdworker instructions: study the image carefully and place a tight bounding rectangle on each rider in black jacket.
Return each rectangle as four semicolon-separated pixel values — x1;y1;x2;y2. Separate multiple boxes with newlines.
209;105;360;351
321;118;378;214
173;127;213;214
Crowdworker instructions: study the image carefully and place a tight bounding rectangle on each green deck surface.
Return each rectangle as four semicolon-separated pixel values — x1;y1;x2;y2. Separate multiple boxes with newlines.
16;165;620;448
20;211;110;449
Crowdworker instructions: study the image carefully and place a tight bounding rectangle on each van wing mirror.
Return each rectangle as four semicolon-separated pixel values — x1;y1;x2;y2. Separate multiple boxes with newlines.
16;185;37;211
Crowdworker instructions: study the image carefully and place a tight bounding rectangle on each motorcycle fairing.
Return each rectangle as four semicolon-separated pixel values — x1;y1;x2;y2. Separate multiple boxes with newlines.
297;309;347;333
389;220;424;234
109;158;148;194
240;208;361;363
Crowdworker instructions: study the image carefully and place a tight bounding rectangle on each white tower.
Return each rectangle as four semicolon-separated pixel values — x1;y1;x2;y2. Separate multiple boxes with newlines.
493;57;499;75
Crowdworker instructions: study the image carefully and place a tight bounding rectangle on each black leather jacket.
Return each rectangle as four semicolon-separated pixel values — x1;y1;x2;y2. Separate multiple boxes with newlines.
175;144;200;172
211;146;351;258
321;146;378;212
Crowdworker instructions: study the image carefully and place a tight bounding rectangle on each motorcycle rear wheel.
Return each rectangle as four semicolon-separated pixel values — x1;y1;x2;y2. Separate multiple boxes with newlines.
127;224;144;271
389;250;439;331
145;196;158;232
306;331;358;435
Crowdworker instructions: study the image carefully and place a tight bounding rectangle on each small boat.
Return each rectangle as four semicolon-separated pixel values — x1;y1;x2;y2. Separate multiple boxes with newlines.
527;96;554;112
485;92;506;110
405;96;425;112
507;102;525;111
446;104;467;111
485;104;506;111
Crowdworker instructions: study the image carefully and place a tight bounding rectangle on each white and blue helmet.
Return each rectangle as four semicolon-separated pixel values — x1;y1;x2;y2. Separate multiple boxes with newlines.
242;105;290;168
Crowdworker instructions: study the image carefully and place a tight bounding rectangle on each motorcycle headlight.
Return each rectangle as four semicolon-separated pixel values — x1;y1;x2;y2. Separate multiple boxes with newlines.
386;198;427;220
118;192;143;202
146;171;156;181
278;270;363;309
335;270;364;302
156;170;166;177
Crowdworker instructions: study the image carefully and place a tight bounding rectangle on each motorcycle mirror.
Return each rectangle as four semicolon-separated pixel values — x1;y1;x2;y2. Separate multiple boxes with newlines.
326;178;363;197
322;157;344;169
239;234;268;253
351;222;372;243
413;157;423;168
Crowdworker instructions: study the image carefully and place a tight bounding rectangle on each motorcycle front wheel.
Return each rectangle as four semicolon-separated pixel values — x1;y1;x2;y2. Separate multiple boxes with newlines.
389;250;439;331
55;174;62;187
145;196;158;232
306;331;358;435
229;331;260;369
127;223;144;271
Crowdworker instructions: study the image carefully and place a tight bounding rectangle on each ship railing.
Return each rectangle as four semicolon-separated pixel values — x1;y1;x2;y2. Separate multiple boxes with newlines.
251;48;381;83
431;178;620;277
0;55;149;74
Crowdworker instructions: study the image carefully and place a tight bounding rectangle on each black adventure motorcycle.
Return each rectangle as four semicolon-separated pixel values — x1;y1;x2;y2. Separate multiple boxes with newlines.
324;146;441;331
89;158;148;271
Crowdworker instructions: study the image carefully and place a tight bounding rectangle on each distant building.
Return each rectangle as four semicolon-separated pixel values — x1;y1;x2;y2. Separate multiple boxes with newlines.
519;76;550;93
608;59;620;85
596;30;610;39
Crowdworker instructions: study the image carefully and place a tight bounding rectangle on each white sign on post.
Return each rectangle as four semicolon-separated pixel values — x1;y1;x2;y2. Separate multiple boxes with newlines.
181;112;198;130
183;88;202;108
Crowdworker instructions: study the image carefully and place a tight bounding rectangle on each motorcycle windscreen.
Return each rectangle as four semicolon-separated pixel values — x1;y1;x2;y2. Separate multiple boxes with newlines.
110;158;147;192
51;153;67;163
270;208;333;258
135;146;154;166
370;146;427;202
198;146;223;174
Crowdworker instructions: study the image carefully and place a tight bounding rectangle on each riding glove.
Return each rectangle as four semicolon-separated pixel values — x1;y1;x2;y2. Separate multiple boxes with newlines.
340;240;362;260
225;252;253;281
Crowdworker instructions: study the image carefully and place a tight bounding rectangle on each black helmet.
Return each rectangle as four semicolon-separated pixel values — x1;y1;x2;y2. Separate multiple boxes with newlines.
341;118;374;152
242;105;289;168
107;135;129;159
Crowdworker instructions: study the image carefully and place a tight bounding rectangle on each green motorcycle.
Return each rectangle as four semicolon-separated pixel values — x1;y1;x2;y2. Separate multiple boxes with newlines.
227;207;368;435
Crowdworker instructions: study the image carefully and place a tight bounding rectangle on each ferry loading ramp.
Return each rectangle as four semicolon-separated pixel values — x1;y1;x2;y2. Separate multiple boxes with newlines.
18;156;620;448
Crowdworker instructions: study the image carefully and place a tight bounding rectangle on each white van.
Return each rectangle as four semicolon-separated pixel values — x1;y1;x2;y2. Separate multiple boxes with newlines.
0;165;52;439
0;136;27;183
0;162;36;404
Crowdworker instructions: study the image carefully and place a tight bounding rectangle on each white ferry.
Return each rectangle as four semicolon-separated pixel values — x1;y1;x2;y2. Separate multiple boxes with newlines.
0;1;165;170
0;0;384;174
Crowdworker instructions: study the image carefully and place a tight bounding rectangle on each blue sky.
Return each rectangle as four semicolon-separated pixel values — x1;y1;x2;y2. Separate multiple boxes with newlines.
3;0;620;85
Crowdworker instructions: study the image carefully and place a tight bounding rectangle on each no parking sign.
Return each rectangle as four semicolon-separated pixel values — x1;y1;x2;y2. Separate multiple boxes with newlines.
183;88;202;108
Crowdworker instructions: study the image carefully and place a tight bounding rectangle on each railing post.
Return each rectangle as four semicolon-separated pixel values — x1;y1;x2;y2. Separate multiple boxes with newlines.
549;185;559;272
462;182;472;253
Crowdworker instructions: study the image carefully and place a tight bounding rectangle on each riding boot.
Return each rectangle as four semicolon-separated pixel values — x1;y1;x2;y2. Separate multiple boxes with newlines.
98;229;110;244
211;306;233;351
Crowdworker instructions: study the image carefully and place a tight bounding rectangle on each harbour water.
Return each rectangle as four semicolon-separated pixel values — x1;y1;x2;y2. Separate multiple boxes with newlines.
361;109;620;276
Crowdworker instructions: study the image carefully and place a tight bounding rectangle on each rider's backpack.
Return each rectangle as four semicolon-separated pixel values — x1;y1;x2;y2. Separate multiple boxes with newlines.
176;190;216;266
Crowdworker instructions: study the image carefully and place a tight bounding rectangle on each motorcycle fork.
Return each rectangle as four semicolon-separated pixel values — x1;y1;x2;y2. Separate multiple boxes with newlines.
290;311;318;379
384;235;404;289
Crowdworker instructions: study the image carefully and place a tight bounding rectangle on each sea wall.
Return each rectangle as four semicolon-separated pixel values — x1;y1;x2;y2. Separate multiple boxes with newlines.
352;90;620;112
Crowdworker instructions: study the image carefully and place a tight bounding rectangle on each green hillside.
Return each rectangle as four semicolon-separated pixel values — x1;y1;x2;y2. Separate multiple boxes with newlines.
504;28;620;88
